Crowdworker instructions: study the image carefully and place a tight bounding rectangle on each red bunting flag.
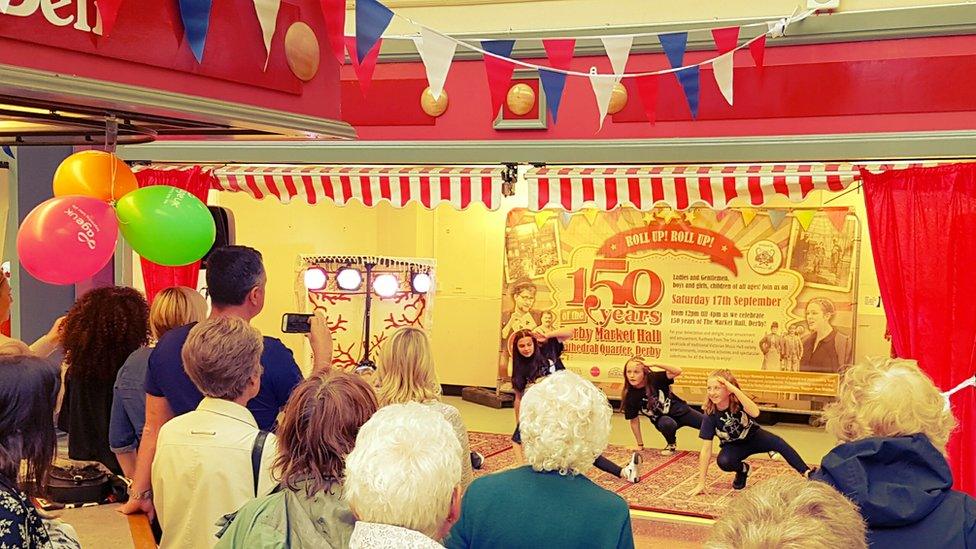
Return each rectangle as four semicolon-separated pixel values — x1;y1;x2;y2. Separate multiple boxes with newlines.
711;26;740;55
542;38;576;70
481;40;517;120
321;0;347;65
345;36;381;95
824;207;849;232
750;35;767;70
635;74;658;125
96;0;125;37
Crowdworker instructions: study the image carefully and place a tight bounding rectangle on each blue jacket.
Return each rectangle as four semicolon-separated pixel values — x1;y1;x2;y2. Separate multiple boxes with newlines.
813;434;976;548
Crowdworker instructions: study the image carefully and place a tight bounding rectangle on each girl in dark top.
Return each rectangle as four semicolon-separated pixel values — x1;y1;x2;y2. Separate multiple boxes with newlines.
59;287;150;475
0;355;79;547
510;329;641;483
687;369;810;495
621;356;703;455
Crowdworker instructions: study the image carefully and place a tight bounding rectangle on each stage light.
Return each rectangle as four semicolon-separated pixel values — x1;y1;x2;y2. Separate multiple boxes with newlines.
372;274;399;298
411;272;432;293
336;267;363;291
303;267;328;291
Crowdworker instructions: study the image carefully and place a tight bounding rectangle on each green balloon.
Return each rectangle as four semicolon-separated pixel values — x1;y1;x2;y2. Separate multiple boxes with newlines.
116;186;216;266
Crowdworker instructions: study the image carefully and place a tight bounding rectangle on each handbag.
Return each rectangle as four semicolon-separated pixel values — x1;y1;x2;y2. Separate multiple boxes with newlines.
45;464;112;505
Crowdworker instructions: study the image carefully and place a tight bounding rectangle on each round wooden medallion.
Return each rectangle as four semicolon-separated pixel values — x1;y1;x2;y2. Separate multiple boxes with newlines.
506;83;536;116
420;87;449;117
285;22;320;82
608;82;628;115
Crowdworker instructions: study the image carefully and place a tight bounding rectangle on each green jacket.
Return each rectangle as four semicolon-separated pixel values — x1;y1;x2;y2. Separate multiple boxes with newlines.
215;481;355;549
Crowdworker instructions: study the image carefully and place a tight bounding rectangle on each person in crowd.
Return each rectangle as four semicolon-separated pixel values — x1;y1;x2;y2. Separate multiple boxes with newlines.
447;371;634;549
812;358;976;548
758;322;784;371
538;309;558;334
799;298;851;373
705;476;866;549
153;317;278;548
59;286;150;474
216;370;378;548
0;355;80;547
376;326;473;489
782;324;804;372
621;356;703;455
121;245;333;518
687;370;810;495
345;402;462;548
500;280;540;340
511;328;640;483
0;275;64;358
110;286;208;478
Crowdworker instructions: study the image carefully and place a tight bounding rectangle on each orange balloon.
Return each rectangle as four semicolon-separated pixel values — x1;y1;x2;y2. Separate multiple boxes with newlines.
53;150;138;202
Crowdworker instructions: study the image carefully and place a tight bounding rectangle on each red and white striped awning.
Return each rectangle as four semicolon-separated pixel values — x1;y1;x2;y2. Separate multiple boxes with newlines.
213;164;505;210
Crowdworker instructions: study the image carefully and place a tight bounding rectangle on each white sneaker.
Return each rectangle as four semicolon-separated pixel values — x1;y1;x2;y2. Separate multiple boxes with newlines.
660;444;676;456
768;451;779;460
621;452;642;483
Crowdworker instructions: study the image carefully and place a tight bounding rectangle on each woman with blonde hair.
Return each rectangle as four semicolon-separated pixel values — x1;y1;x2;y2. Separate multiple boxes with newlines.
687;369;809;495
812;358;976;548
376;326;474;489
109;286;208;478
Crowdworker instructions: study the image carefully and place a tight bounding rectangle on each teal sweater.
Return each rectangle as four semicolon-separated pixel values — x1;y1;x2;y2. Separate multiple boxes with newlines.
445;465;634;549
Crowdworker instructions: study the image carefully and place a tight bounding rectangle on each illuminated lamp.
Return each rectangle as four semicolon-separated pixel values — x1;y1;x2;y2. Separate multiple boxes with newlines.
372;274;399;298
411;272;432;294
303;266;328;291
336;267;363;291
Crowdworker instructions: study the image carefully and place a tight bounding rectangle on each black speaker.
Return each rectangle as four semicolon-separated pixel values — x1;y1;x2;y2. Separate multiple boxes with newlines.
201;206;235;269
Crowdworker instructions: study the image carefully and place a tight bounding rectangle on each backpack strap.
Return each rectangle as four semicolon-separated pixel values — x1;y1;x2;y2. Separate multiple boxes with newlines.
251;430;269;497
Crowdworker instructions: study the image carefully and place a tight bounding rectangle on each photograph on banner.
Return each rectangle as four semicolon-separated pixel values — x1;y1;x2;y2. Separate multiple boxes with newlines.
297;255;435;373
498;207;860;409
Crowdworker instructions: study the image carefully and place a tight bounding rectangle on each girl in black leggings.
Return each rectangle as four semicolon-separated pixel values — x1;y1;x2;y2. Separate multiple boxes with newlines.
510;329;641;483
687;369;809;495
622;356;703;455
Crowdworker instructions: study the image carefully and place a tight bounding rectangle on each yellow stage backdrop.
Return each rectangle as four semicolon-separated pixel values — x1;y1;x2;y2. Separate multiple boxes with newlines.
499;207;860;404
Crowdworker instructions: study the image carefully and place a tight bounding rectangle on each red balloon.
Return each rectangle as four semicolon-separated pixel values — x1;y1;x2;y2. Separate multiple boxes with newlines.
16;196;119;285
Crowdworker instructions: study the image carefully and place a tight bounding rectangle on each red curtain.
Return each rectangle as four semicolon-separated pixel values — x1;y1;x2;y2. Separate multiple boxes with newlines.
134;167;215;303
862;163;976;497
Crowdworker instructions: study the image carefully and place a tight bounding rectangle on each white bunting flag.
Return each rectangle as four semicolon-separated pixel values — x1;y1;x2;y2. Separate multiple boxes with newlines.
589;67;617;130
414;28;457;101
712;51;734;105
252;0;282;70
600;36;633;83
0;0;9;14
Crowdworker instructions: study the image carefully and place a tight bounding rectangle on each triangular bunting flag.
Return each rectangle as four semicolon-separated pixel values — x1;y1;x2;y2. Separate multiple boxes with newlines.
321;0;346;65
356;0;393;63
414;28;457;101
795;209;816;231
740;207;757;227
582;208;600;225
824;208;848;232
559;211;572;228
0;0;9;14
534;211;556;229
539;70;568;124
768;209;788;230
711;26;740;54
179;0;214;63
712;51;734;106
658;32;700;118
750;35;767;71
481;40;516;119
715;209;730;222
252;0;282;69
345;36;381;96
95;0;125;37
1;146;13;159
600;36;633;81
635;74;658;125
541;39;575;124
588;69;617;130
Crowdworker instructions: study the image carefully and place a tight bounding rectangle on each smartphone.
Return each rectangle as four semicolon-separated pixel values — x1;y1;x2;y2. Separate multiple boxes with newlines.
281;313;313;333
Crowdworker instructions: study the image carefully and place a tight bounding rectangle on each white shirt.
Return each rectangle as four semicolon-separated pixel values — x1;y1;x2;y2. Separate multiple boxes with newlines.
349;522;444;549
152;397;278;549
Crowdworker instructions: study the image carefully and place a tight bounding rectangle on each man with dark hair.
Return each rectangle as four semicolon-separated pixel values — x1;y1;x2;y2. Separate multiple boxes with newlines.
501;280;541;340
121;245;333;520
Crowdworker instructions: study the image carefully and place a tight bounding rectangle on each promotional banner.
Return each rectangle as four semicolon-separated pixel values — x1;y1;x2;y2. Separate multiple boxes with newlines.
499;207;859;408
299;255;435;371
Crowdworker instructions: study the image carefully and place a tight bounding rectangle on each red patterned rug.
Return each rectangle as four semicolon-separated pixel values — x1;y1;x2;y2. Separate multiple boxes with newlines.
469;431;804;520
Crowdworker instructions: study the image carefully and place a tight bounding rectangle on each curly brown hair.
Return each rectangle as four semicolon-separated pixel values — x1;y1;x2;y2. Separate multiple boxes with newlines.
62;286;150;382
274;370;378;496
